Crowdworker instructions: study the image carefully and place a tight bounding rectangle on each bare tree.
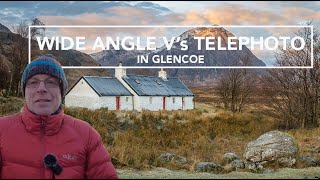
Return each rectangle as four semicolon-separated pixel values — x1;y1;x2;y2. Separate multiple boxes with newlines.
216;54;257;112
8;17;46;96
0;56;10;95
7;36;28;96
262;24;319;129
12;20;29;39
12;17;46;39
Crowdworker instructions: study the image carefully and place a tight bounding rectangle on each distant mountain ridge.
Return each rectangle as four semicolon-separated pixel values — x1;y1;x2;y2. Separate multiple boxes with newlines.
90;27;266;86
0;22;109;89
0;23;11;33
90;43;150;67
147;27;265;67
0;23;265;87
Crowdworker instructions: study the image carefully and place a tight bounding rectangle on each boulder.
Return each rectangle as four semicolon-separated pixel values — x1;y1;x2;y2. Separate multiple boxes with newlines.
230;159;245;170
243;130;298;169
296;156;320;168
194;162;223;173
159;153;188;164
223;159;245;173
223;152;240;164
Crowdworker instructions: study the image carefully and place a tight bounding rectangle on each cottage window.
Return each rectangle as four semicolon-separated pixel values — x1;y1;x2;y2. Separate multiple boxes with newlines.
173;97;175;103
126;97;129;102
149;97;152;104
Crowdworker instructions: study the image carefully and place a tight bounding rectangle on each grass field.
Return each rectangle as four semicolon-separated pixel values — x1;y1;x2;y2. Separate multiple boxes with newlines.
1;86;319;173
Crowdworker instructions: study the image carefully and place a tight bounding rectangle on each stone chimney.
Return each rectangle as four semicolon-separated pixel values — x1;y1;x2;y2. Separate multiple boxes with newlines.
158;68;167;80
115;62;126;79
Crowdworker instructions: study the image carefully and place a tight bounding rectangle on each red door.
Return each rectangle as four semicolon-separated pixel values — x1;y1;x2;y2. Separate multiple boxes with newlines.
163;97;166;110
182;97;185;110
116;97;120;110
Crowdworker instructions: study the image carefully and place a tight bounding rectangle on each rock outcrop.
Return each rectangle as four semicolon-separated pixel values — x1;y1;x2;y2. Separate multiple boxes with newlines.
243;130;298;171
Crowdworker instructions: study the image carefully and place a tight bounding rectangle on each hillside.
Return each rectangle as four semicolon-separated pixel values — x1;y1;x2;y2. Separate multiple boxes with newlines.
34;49;111;88
91;27;266;86
0;24;111;90
0;23;11;33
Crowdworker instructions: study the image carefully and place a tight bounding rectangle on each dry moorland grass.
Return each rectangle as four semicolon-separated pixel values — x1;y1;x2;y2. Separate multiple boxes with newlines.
63;104;319;172
0;96;24;116
64;106;279;170
0;86;319;172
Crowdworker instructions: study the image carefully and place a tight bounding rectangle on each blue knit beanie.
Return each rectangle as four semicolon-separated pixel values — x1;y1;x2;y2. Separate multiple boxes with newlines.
21;54;68;97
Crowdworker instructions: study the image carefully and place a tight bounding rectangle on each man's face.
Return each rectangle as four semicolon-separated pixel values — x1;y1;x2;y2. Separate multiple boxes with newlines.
25;74;62;116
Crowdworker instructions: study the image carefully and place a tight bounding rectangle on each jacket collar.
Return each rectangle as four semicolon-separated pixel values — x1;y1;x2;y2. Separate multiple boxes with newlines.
21;104;64;136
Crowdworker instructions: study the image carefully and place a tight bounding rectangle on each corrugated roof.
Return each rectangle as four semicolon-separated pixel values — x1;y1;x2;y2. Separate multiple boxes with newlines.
83;76;132;96
122;75;194;96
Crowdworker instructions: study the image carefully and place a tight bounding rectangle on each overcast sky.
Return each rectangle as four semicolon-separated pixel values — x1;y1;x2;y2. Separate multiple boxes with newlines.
1;1;318;66
1;1;319;27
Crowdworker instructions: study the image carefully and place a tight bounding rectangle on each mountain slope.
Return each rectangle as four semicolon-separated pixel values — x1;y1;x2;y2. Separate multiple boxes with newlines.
90;27;266;86
0;23;11;33
31;49;110;88
143;27;265;67
0;24;110;90
91;45;150;66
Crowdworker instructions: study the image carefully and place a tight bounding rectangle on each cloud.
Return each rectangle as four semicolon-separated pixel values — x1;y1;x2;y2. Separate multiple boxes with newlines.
0;1;172;32
282;7;320;23
0;2;132;17
38;6;181;54
278;1;320;12
133;1;171;14
179;10;207;25
179;4;318;40
40;7;152;26
183;4;290;25
32;2;318;58
39;6;182;39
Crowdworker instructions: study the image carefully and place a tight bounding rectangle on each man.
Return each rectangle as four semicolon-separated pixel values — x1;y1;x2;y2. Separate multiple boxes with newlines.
0;55;118;178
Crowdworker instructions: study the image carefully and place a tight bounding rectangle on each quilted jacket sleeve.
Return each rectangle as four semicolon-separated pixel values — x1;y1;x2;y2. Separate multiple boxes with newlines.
86;127;118;179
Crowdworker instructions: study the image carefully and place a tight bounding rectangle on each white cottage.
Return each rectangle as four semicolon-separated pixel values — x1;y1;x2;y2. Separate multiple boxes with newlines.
65;65;194;111
65;76;133;110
